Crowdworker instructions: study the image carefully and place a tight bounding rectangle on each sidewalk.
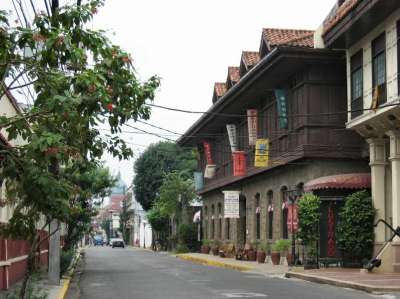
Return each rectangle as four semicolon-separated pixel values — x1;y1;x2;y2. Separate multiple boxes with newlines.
176;252;400;294
286;268;400;293
175;252;288;276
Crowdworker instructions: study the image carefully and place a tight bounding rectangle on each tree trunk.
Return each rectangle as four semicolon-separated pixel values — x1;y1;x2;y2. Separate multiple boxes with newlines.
19;233;40;299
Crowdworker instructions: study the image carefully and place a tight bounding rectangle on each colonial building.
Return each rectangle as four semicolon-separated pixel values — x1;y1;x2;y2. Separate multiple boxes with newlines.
320;0;400;272
179;28;371;254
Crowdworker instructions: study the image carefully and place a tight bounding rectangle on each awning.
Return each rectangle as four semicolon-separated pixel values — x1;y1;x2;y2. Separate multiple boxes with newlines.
193;210;201;223
304;173;371;192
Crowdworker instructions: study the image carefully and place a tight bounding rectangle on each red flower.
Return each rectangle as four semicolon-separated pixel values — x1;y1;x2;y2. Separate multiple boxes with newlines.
106;103;113;112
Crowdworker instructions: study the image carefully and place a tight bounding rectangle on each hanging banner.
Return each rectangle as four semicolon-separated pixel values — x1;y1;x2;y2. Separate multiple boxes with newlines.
202;141;213;164
275;89;288;129
254;139;270;167
232;151;246;176
247;109;258;146
194;172;204;191
223;190;240;218
204;164;216;179
287;204;299;234
226;124;238;152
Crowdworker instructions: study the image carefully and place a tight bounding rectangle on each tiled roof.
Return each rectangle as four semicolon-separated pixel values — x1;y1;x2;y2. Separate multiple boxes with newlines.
322;0;361;35
241;51;260;69
262;28;314;48
228;66;240;83
214;82;227;98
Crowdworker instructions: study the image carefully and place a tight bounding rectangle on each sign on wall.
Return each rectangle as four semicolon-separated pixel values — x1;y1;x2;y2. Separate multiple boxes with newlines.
247;109;258;146
275;89;288;129
254;139;270;167
226;124;238;152
223;190;240;218
202;141;213;164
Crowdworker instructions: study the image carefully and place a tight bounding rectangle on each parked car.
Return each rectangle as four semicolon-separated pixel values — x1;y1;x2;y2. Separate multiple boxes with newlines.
111;238;125;248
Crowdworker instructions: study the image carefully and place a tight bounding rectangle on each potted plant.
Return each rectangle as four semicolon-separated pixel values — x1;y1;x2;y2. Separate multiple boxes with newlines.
247;242;257;261
256;241;269;263
277;239;292;265
201;239;211;254
211;240;221;256
271;240;281;265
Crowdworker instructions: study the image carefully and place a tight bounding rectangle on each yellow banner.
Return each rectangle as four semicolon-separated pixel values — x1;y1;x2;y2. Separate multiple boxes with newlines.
255;139;269;167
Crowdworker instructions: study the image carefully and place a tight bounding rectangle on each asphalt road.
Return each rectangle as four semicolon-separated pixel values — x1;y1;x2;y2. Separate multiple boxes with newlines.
76;247;398;299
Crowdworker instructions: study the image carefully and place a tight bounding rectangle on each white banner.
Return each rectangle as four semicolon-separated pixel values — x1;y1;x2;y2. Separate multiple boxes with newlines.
226;124;238;152
223;190;240;218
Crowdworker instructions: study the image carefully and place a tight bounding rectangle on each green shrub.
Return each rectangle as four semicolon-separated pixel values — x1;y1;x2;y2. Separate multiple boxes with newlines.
202;239;211;246
176;244;190;253
337;190;375;263
60;249;75;276
297;193;321;247
177;223;199;251
271;239;291;252
258;240;270;253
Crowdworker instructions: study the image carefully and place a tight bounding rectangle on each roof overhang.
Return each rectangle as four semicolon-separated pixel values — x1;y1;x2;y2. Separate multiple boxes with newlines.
304;173;371;192
177;47;345;147
323;0;400;48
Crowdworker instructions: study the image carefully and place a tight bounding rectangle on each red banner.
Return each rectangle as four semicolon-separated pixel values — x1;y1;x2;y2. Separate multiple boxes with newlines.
232;151;246;176
203;141;213;164
287;204;298;234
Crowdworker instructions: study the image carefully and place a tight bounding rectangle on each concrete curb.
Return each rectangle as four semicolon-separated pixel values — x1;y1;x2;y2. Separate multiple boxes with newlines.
55;248;82;299
175;254;253;272
285;271;400;294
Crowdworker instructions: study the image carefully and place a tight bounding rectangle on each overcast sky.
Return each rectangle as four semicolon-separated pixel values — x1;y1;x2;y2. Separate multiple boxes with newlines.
3;0;337;187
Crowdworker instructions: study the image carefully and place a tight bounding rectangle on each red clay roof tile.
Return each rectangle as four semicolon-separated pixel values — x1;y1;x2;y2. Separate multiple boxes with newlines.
241;51;260;69
322;0;361;36
262;28;314;48
214;82;227;98
228;66;240;84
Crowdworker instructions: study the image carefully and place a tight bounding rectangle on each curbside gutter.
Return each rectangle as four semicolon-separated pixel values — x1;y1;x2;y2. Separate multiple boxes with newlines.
175;254;252;272
56;248;82;299
285;271;400;294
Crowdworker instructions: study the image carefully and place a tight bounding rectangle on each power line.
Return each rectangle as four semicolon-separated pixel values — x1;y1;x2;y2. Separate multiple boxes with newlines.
147;101;400;120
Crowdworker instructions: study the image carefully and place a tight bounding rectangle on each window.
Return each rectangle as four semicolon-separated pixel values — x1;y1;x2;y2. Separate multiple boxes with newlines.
350;51;363;119
372;33;386;106
397;21;400;95
267;191;273;239
225;218;230;240
255;193;261;240
218;203;222;239
281;186;289;239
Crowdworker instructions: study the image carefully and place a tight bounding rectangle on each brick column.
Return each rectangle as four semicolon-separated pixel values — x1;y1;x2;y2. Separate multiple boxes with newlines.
1;239;9;290
367;138;387;243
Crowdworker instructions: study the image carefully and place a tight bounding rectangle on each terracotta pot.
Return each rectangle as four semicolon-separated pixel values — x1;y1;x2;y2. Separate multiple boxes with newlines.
201;245;210;254
286;253;293;265
247;249;257;261
271;252;281;265
212;246;219;256
256;251;266;263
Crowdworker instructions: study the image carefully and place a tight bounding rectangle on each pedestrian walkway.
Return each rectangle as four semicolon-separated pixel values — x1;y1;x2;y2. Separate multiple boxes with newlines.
286;268;400;293
175;253;288;276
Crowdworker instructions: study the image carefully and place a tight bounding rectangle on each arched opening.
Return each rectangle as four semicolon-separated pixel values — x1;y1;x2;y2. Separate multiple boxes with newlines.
211;204;215;239
267;190;274;240
255;193;261;240
281;186;289;239
238;195;247;246
217;203;222;239
204;206;208;239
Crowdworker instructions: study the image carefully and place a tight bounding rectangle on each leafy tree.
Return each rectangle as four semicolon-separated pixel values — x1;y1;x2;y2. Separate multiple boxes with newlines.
119;194;133;244
133;142;196;211
297;193;321;258
0;1;159;297
337;190;375;263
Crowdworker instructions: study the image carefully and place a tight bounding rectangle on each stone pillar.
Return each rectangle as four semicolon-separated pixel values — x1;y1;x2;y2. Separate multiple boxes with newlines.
387;130;400;231
367;138;387;243
48;220;60;285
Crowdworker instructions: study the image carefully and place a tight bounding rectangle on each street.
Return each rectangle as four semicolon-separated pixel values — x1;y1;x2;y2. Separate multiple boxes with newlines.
75;247;395;299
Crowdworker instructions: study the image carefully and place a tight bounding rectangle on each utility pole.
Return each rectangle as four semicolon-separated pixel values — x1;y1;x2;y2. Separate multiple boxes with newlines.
48;220;60;285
